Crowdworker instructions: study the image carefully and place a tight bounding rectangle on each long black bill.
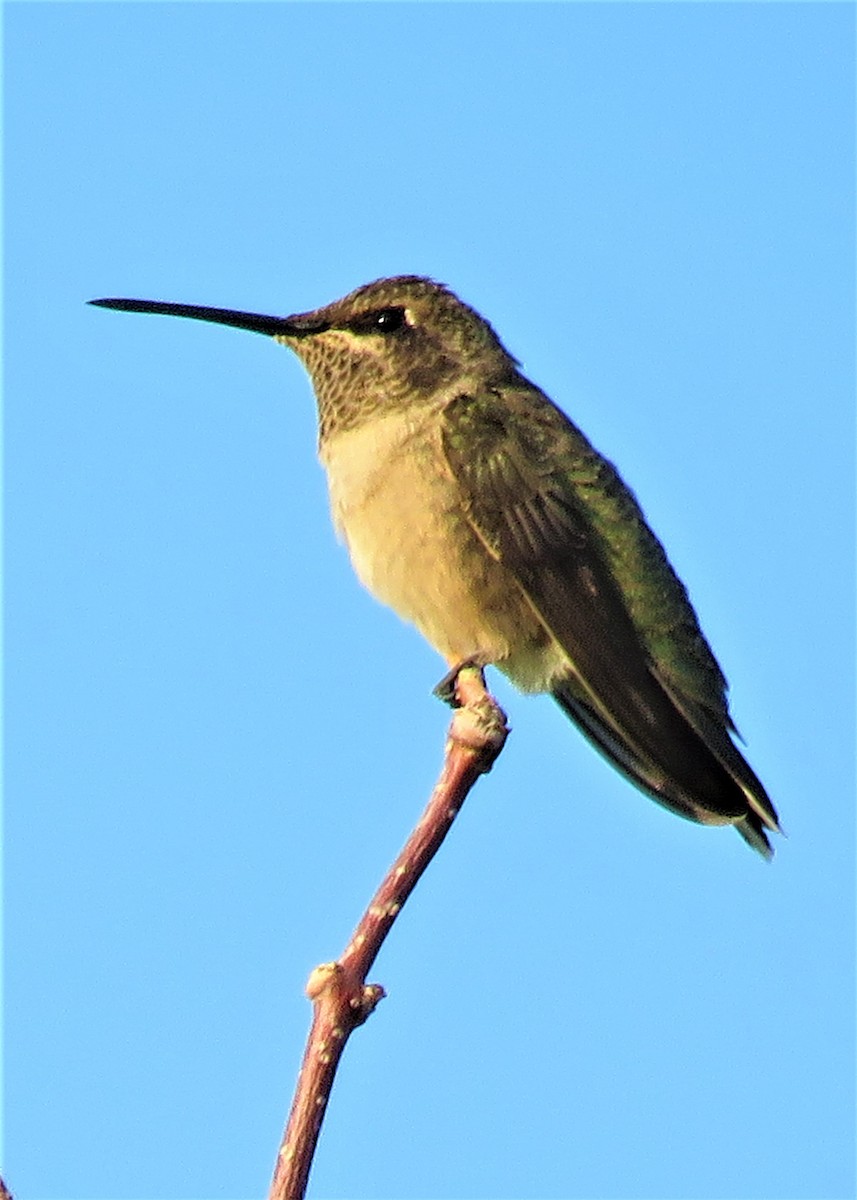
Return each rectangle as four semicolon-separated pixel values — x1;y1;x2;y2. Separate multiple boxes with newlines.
88;298;327;338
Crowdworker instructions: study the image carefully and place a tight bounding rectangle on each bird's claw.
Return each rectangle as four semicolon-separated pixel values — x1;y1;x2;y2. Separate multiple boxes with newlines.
432;658;491;708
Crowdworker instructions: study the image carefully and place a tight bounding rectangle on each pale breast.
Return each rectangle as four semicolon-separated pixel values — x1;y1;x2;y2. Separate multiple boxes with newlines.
319;409;555;684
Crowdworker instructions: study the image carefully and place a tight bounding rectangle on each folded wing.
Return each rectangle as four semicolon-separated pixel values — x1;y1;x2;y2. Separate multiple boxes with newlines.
440;386;780;855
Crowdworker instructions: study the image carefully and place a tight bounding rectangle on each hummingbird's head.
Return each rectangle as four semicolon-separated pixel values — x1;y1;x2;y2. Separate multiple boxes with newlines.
90;277;521;441
275;276;520;439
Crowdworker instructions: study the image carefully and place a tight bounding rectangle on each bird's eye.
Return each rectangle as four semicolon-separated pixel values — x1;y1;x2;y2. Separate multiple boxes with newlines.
349;307;408;335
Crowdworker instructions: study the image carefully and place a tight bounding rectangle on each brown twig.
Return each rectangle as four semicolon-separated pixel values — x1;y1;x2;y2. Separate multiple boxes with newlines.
268;667;509;1200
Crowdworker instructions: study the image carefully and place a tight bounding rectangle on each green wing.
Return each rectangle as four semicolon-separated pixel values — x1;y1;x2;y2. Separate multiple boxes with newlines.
440;386;779;854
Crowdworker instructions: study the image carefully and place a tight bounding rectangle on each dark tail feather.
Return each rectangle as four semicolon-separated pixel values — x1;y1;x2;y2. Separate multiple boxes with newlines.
552;679;779;858
735;814;774;860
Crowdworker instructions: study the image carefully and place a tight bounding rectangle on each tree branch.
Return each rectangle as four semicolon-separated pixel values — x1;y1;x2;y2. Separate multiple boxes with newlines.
268;667;509;1199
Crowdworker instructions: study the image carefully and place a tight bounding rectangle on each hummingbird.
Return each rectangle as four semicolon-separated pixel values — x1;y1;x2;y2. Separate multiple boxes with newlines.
90;276;780;857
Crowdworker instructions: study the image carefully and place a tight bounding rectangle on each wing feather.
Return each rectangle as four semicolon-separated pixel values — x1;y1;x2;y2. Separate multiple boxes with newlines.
440;387;780;849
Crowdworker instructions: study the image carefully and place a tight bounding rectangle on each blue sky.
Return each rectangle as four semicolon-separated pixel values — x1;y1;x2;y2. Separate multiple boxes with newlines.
4;4;854;1199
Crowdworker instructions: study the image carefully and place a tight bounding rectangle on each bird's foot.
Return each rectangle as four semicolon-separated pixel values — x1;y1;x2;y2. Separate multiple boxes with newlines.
440;663;509;767
433;657;492;707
